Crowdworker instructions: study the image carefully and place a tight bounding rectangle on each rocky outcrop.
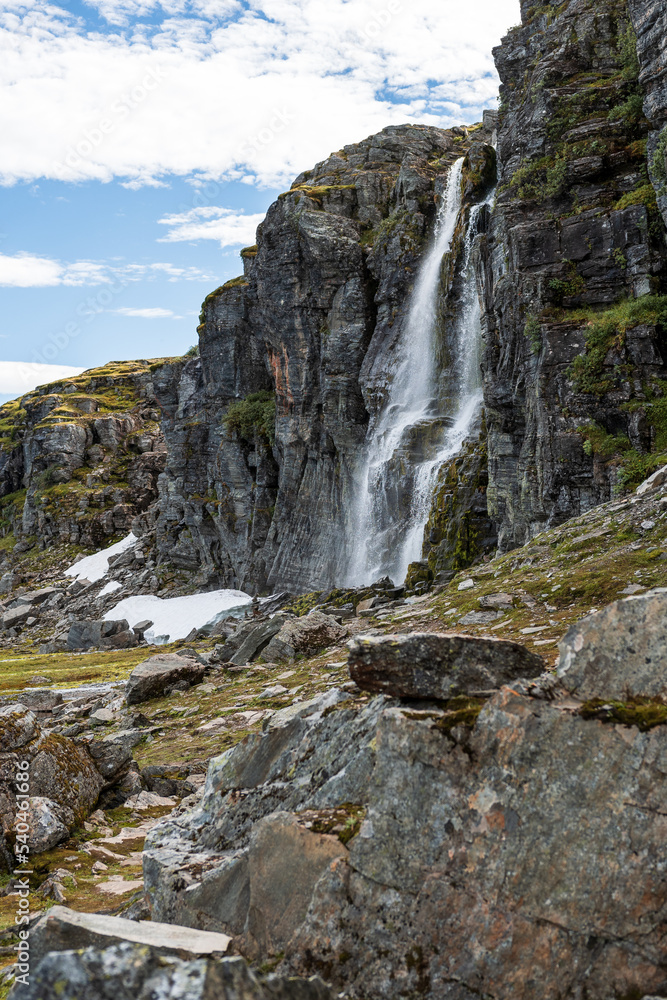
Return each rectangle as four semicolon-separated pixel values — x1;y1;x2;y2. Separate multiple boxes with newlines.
630;0;667;226
478;0;667;553
0;361;169;587
125;652;207;704
144;598;667;999
151;123;495;594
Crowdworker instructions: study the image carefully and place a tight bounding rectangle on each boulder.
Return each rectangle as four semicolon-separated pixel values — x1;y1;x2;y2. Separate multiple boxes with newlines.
125;653;207;705
28;905;232;966
558;589;667;700
8;942;333;1000
347;632;545;699
25;797;68;852
30;734;104;823
262;612;347;662
67;620;136;651
636;464;667;495
1;690;63;713
2;605;33;630
230;615;292;665
13;587;63;608
479;592;515;609
0;705;38;750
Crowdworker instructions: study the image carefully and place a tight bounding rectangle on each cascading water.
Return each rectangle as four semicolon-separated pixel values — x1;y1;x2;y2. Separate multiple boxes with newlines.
347;160;493;586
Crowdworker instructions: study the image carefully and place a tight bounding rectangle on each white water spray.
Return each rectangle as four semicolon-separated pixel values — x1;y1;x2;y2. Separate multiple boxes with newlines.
348;160;492;586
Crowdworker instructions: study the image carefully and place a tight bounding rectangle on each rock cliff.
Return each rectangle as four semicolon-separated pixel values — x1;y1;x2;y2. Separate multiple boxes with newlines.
151;123;496;594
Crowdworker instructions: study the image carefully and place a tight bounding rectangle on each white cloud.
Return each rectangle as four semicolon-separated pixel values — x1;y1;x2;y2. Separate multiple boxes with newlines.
0;0;521;188
114;306;182;317
0;252;214;286
0;360;85;398
0;253;63;287
157;206;264;246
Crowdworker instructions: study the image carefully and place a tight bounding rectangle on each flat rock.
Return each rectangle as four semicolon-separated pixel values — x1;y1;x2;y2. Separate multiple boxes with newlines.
347;632;545;699
558;589;667;700
2;605;33;630
125;653;207;705
479;592;515;609
14;587;62;608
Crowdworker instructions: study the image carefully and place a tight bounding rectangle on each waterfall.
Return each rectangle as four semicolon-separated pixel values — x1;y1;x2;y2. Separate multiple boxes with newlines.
347;160;492;586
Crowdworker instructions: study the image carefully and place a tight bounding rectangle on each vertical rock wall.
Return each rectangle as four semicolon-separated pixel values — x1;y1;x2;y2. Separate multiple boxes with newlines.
479;0;667;552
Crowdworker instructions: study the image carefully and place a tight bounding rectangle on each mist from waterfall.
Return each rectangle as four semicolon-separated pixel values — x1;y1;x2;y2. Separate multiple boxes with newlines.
347;160;492;586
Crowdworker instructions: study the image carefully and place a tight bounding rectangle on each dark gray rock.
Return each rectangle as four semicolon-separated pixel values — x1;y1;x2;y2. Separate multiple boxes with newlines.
262;612;347;662
67;620;135;651
8;941;332;1000
558;588;667;699
229;614;291;665
347;632;545;699
125;653;207;705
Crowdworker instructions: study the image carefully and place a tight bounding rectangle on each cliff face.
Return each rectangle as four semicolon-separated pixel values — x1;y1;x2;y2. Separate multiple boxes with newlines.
630;0;667;227
0;362;168;584
153;124;495;594
479;0;667;552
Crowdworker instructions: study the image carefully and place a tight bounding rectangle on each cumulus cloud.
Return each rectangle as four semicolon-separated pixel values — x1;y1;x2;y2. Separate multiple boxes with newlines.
0;0;520;188
0;252;214;286
157;206;265;246
113;306;182;317
0;360;85;398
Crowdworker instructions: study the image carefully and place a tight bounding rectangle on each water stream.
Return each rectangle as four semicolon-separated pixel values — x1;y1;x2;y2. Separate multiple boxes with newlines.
348;160;492;586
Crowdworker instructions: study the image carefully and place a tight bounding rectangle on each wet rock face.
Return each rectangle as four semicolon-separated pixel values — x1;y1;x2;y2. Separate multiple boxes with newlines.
480;0;667;553
152;124;495;594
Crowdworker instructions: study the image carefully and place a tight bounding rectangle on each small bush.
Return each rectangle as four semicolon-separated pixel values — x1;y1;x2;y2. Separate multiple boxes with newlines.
222;391;276;445
577;422;630;459
524;314;542;353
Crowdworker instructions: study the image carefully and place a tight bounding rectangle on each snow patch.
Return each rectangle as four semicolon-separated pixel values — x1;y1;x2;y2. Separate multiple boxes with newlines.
104;589;251;644
99;580;123;597
65;533;137;584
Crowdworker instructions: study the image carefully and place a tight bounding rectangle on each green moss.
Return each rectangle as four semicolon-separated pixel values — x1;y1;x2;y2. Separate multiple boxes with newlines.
221;276;249;291
184;344;199;358
578;697;667;731
613;182;658;212
404;697;485;736
222;390;276;445
524;314;542;353
549;260;586;305
240;245;258;258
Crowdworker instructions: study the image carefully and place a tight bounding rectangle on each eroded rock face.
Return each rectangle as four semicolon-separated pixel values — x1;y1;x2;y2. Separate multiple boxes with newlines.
144;675;667;999
347;632;545;698
479;0;667;553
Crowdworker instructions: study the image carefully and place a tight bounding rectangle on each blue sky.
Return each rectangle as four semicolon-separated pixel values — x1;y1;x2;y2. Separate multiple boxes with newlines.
0;0;520;402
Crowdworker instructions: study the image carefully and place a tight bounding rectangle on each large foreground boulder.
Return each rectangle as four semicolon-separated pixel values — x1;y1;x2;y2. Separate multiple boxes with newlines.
145;664;667;999
347;632;545;698
8;942;332;1000
558;589;667;700
125;653;207;705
